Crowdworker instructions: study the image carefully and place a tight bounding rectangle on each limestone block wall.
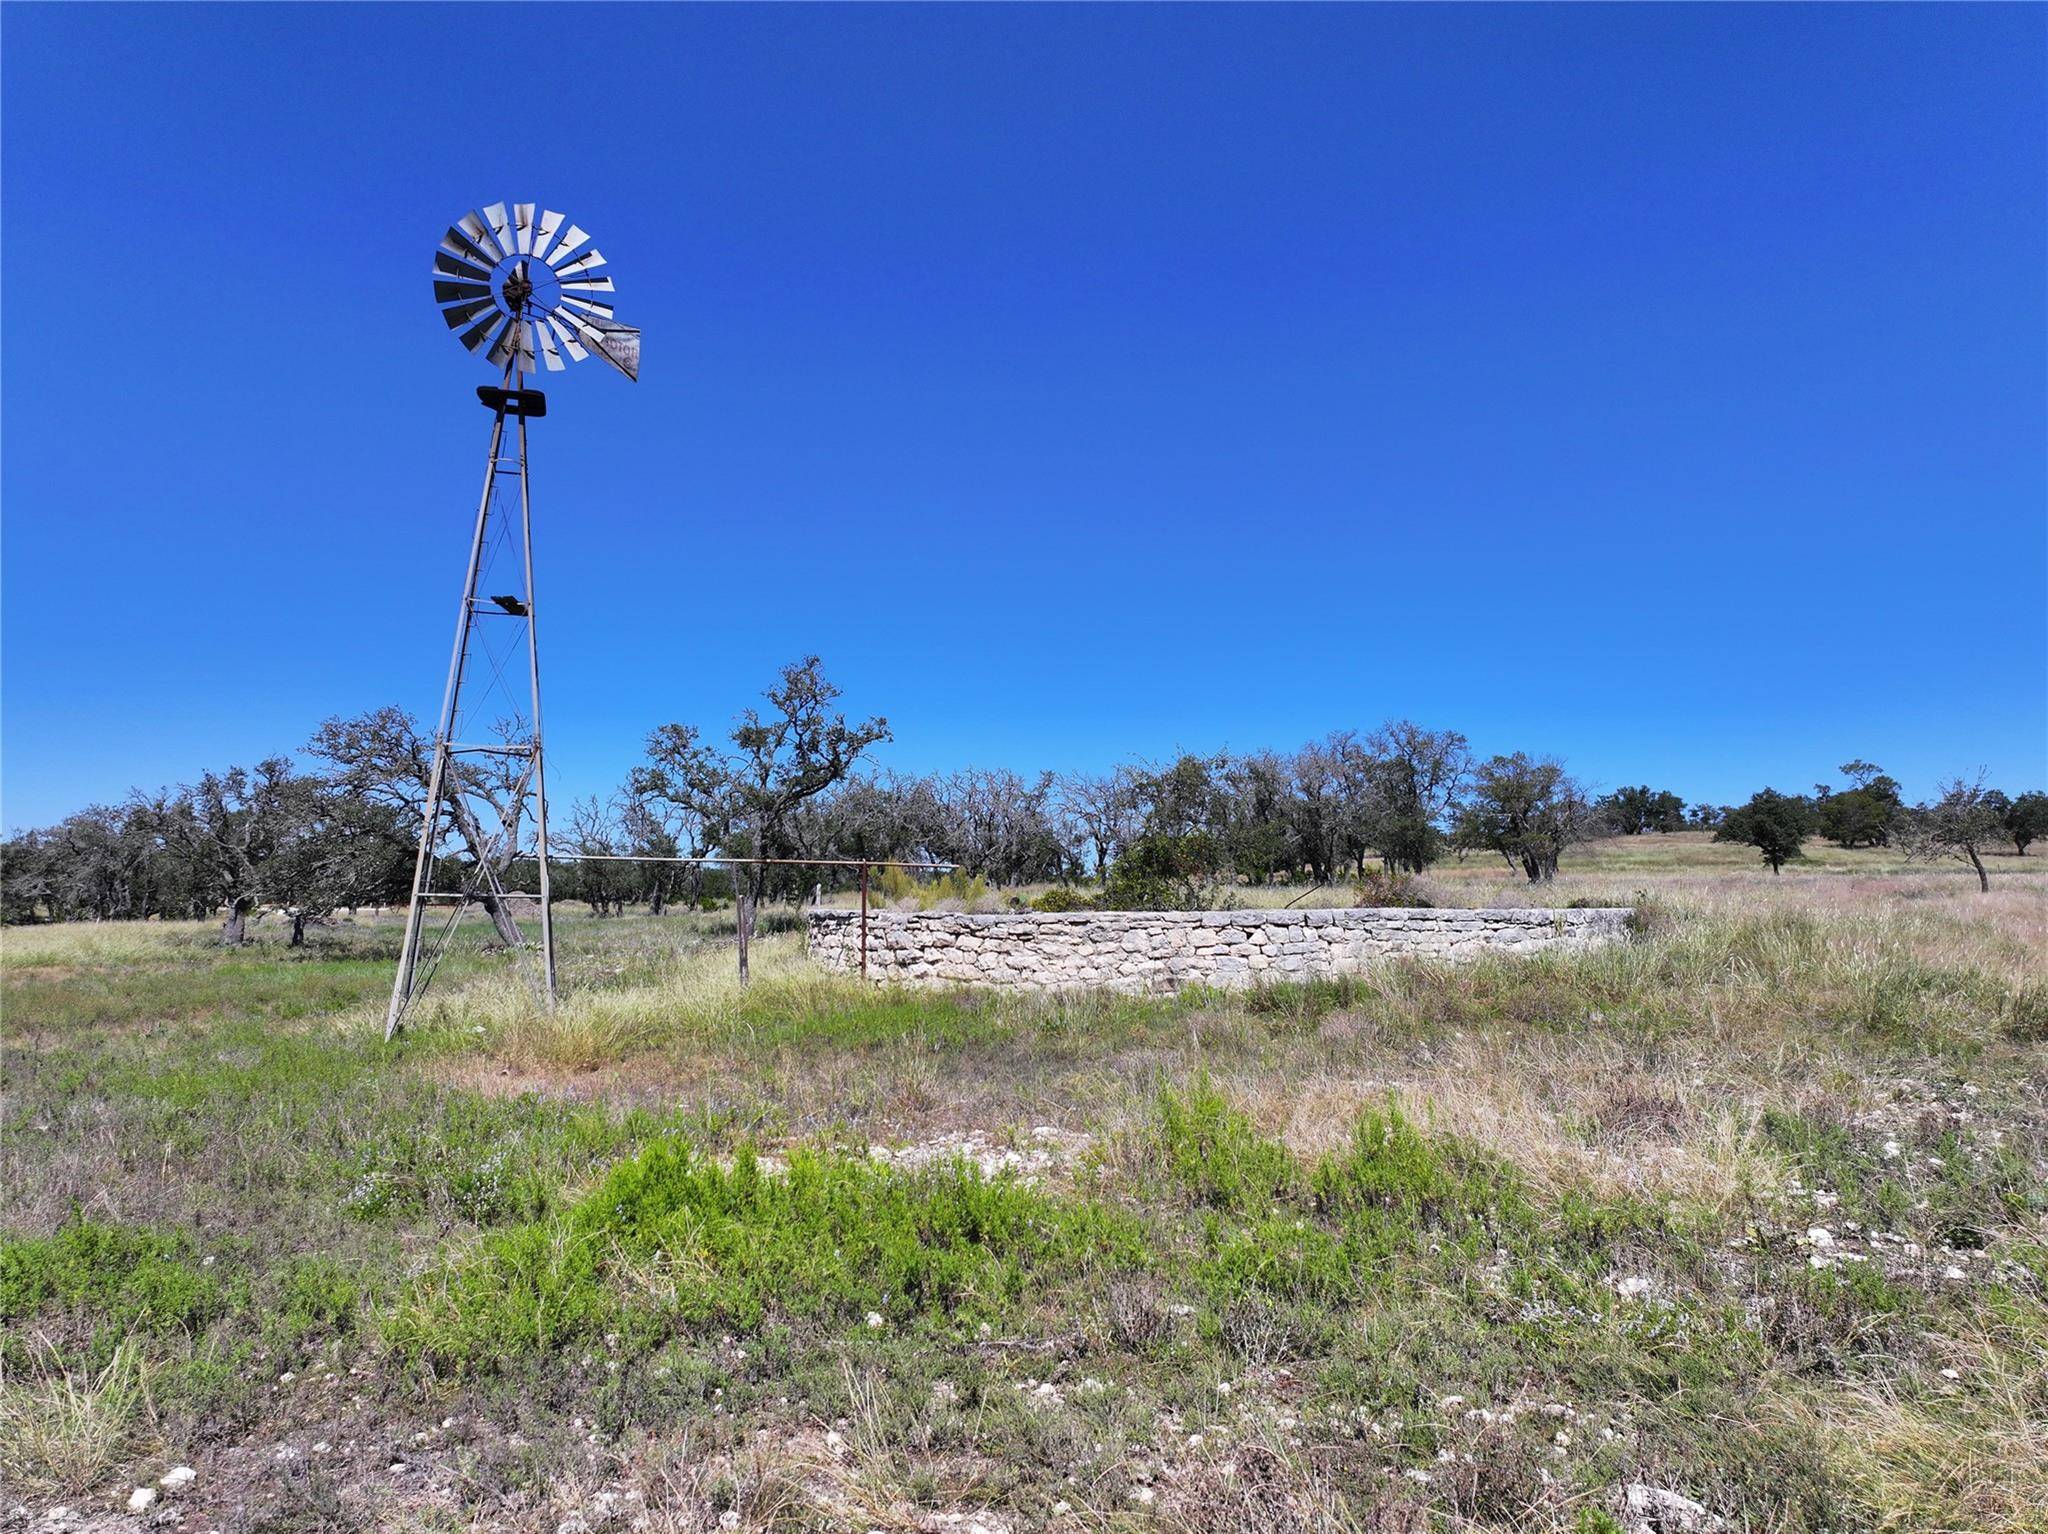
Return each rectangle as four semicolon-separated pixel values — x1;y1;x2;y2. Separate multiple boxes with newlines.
806;906;1632;993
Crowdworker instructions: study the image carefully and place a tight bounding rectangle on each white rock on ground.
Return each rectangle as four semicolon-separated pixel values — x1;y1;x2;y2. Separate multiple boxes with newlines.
127;1486;158;1514
1622;1482;1724;1532
159;1465;197;1491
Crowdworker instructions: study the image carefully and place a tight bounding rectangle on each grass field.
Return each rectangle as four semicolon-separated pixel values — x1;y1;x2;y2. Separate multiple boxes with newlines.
3;838;2044;1532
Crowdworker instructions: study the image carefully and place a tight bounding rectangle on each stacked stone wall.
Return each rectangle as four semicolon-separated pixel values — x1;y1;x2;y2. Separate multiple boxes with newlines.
806;906;1631;993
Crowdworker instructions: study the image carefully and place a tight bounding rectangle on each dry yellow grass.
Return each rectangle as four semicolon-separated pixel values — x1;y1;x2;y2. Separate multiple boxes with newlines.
0;1339;156;1496
389;929;826;1071
1778;1308;2048;1534
0;919;212;969
1231;1037;1770;1207
1094;869;2043;1210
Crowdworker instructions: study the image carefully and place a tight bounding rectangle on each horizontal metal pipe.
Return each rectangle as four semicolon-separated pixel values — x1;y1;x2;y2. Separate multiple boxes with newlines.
516;852;958;870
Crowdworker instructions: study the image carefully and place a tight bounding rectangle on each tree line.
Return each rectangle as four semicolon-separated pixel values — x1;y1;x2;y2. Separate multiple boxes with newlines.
1709;762;2045;891
4;657;2041;936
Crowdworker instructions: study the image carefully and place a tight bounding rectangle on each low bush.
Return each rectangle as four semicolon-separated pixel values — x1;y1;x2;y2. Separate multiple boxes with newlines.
1353;868;1432;907
1098;833;1225;911
1310;1104;1529;1238
0;1219;223;1350
1151;1078;1301;1213
1031;885;1097;913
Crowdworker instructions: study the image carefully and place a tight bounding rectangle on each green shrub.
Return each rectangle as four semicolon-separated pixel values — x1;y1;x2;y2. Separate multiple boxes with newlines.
927;870;990;908
1031;886;1096;913
0;1219;222;1343
1310;1104;1542;1266
1098;833;1224;911
274;1257;362;1345
879;866;992;910
1201;1216;1356;1304
1151;1080;1301;1212
1353;868;1431;907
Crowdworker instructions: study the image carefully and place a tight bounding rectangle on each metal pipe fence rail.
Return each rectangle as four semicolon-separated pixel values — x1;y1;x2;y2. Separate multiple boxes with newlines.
417;852;962;988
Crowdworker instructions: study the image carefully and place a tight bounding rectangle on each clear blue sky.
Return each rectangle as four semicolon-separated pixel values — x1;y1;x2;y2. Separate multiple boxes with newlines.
3;4;2043;830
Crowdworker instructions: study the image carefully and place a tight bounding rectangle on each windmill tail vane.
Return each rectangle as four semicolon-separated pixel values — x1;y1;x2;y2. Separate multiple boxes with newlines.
386;201;638;1040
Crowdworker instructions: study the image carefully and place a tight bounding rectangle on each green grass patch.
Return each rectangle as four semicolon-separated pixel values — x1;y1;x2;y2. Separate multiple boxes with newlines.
386;1136;1150;1374
3;956;392;1035
0;1219;225;1350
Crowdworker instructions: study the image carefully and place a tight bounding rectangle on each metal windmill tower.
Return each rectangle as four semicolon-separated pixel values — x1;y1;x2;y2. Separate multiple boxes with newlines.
385;202;640;1038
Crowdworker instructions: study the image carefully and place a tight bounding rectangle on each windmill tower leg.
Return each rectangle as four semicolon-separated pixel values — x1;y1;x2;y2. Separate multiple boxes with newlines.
385;371;557;1037
514;403;559;1002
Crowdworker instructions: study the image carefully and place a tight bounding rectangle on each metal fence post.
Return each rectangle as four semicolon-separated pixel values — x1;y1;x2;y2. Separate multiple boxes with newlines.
859;862;869;979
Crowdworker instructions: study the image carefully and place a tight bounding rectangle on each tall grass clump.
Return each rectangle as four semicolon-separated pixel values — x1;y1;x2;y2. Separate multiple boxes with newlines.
2004;981;2048;1043
0;1339;156;1494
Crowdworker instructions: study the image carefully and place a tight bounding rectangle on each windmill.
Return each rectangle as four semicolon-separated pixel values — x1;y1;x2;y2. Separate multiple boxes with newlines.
384;202;640;1039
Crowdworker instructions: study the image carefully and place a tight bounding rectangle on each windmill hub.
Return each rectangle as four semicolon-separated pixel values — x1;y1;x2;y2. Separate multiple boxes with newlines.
501;264;535;313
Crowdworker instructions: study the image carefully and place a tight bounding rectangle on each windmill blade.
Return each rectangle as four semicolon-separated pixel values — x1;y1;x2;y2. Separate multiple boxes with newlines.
492;316;537;373
559;294;616;322
545;224;590;268
482;203;514;257
543;313;590;363
433;251;493;283
562;276;617;296
441;226;500;270
592;324;639;382
441;296;497;329
532;208;565;261
533;321;566;372
458;210;504;262
461;309;508;355
487;316;522;368
434;279;494;306
554;248;606;280
512;203;536;254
